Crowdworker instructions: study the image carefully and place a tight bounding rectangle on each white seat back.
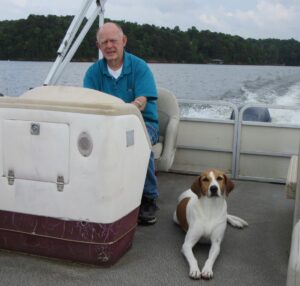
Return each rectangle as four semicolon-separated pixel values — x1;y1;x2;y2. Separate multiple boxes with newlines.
153;87;180;171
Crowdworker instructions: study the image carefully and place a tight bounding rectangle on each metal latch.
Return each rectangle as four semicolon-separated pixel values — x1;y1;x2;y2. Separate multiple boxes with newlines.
57;176;64;192
7;170;15;185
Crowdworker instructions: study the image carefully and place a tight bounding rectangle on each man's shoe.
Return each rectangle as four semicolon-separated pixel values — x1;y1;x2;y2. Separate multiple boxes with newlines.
138;196;158;226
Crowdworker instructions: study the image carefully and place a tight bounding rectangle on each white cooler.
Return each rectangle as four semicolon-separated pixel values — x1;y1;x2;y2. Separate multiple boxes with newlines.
0;86;151;265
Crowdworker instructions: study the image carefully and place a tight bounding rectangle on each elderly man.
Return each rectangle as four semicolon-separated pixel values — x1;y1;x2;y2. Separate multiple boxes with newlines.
83;22;159;225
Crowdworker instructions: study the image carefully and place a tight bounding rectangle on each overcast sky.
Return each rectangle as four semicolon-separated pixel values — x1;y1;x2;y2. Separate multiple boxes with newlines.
0;0;299;41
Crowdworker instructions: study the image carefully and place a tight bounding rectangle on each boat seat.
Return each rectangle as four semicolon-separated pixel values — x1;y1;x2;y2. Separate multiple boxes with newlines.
287;220;300;286
292;145;300;225
152;87;180;172
287;145;300;286
286;155;298;199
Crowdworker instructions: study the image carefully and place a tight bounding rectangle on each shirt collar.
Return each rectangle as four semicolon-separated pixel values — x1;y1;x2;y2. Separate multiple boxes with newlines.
122;52;131;75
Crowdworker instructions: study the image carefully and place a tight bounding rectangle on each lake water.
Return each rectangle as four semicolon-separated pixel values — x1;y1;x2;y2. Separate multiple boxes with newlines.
1;61;300;122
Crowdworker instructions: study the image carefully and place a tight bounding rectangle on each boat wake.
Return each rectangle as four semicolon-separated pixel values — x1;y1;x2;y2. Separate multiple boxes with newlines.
180;75;300;124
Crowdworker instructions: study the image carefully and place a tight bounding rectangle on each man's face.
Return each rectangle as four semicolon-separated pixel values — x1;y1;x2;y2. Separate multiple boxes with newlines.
97;24;127;67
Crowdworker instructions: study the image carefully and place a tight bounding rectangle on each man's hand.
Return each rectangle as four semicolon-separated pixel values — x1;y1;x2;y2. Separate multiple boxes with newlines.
132;96;147;111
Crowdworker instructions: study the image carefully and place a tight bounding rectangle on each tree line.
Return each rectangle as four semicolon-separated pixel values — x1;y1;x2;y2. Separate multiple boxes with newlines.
1;14;300;66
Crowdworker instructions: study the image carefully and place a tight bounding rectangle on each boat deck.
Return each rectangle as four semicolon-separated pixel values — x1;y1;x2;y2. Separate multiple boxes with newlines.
0;172;295;286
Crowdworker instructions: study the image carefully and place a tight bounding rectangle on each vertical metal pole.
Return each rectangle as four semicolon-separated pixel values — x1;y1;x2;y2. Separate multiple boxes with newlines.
98;1;105;59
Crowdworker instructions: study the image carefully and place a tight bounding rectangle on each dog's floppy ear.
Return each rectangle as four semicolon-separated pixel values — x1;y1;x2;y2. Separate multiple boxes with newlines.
191;176;203;197
224;174;234;195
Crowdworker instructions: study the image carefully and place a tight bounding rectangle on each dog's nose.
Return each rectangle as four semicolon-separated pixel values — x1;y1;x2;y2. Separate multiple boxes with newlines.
210;185;218;196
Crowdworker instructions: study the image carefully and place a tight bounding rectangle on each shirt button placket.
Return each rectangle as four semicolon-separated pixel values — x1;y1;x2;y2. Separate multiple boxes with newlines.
113;78;118;91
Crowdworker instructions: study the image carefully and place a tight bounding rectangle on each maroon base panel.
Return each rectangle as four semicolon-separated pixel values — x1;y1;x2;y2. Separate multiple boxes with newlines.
0;208;139;266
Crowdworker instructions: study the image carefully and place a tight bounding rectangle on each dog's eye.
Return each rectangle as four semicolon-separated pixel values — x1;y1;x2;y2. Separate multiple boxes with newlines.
216;176;223;181
202;177;209;182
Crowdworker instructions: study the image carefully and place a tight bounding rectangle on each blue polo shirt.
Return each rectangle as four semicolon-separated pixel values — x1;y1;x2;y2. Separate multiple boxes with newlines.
83;52;159;130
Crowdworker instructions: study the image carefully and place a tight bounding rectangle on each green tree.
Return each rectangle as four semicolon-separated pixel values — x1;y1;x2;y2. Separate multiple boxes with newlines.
1;15;300;65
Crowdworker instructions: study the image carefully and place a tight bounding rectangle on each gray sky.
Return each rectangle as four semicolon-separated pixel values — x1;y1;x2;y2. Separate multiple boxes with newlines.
0;0;299;41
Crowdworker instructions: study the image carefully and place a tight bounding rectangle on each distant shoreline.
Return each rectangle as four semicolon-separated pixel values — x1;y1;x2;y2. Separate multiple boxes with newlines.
0;59;293;67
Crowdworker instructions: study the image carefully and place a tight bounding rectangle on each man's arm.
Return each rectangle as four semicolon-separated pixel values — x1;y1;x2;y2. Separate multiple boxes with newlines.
83;64;101;91
134;60;158;102
83;72;96;90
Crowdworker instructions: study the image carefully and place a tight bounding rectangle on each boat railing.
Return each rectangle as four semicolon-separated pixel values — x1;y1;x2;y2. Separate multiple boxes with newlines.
174;99;238;177
236;103;300;182
172;100;300;183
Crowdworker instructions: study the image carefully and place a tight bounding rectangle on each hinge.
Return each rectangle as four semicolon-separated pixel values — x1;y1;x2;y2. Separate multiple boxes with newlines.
7;170;15;185
57;175;64;192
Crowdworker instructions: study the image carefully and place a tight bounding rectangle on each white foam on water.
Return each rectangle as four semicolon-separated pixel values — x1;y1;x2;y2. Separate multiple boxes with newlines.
270;82;300;124
274;82;300;106
180;103;233;119
180;79;300;124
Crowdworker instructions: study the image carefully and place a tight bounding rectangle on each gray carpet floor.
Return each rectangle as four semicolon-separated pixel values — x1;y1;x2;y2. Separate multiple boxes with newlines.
0;172;294;286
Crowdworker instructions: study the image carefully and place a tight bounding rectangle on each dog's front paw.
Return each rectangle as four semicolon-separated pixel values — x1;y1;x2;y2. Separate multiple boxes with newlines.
189;267;201;280
201;266;213;280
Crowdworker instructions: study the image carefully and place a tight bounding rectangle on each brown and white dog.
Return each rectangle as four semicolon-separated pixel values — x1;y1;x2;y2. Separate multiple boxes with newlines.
173;169;248;280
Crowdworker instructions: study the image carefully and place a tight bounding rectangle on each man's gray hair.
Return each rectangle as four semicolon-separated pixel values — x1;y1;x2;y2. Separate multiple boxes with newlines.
96;22;124;42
